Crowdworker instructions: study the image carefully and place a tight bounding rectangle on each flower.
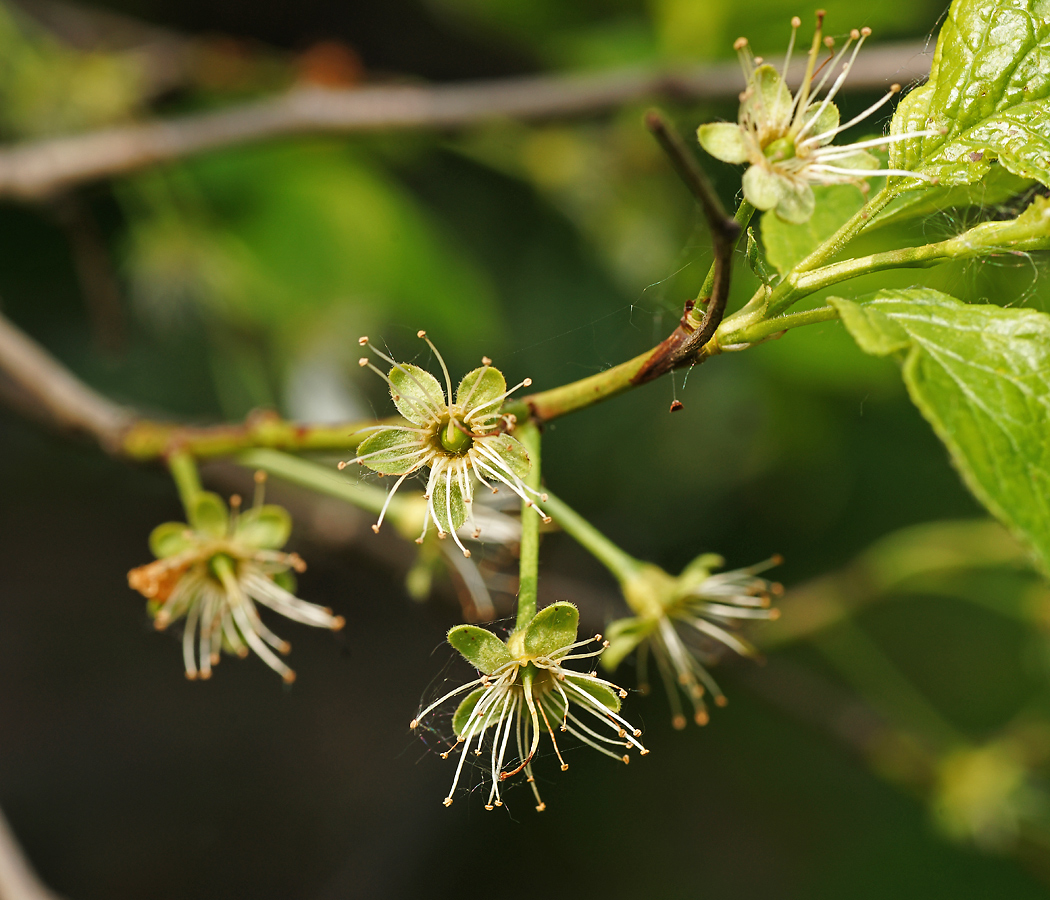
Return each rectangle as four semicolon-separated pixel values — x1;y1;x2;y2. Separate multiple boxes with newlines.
128;473;344;682
346;331;549;557
411;602;647;811
604;554;781;729
697;14;937;223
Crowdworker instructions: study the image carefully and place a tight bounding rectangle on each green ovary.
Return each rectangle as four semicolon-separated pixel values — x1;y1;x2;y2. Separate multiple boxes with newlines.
440;418;473;454
763;137;796;162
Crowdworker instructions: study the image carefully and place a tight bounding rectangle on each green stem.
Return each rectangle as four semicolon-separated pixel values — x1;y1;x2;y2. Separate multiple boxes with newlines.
719;304;839;345
765;185;897;317
122;413;388;461
515;423;543;630
167;449;203;517
542;490;645;584
237;448;425;540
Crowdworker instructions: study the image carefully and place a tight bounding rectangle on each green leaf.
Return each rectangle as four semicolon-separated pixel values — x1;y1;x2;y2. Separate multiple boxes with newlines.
388;363;446;426
566;675;621;713
523;601;579;658
187;491;228;538
890;0;1050;188
447;624;513;674
762;183;866;274
356;428;426;476
235;504;292;550
481;433;531;480
456;365;507;419
148;521;195;558
430;470;468;535
452;687;494;737
830;288;1050;574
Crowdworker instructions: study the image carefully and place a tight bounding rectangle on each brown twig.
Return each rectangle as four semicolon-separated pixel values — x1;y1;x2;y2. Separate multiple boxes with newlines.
0;42;931;200
630;110;741;385
0;306;132;449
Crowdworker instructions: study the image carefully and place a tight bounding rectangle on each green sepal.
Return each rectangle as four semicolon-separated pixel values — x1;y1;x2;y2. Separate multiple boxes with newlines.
742;164;784;211
272;569;297;595
430;470;468;535
799;100;839;147
187;491;229;538
452;687;492;737
447;624;513;674
456;365;506;420
235;504;292;549
679;552;725;585
741;64;793;132
148;521;196;559
388;363;446;426
482;433;530;480
523;601;579;659
697;122;750;164
566;674;621;713
356;428;425;476
602;616;654;670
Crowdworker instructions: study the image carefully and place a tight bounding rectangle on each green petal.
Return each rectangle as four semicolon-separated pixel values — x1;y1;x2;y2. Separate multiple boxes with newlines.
775;182;816;224
800;100;839;146
148;521;195;559
388;363;446;426
448;624;514;674
455;365;506;419
566;674;621;713
235;504;292;550
741;64;793;131
601;616;654;670
452;687;496;737
479;433;530;480
430;468;468;534
356;428;426;475
741;164;786;211
697;122;751;165
188;491;229;538
523;601;579;659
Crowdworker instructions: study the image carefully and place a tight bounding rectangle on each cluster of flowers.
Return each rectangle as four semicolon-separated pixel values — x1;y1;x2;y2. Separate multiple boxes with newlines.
128;14;928;810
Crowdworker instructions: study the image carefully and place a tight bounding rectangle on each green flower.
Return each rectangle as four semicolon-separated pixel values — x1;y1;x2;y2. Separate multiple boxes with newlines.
411;602;647;811
697;14;935;223
347;331;549;557
604;555;781;728
128;476;344;682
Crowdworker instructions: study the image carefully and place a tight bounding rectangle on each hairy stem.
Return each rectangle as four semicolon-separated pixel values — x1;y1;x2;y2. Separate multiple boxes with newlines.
766;185;897;316
719;304;839;345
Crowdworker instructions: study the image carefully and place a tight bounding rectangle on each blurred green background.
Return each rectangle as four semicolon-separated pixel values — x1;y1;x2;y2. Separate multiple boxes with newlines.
2;0;1050;896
